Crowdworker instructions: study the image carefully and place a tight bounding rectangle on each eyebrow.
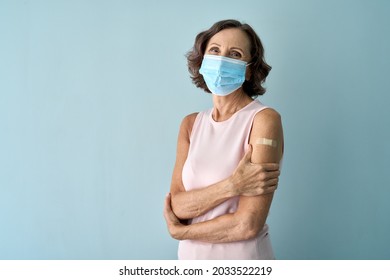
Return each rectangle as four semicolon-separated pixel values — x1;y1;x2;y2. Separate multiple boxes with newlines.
231;47;244;53
208;43;244;53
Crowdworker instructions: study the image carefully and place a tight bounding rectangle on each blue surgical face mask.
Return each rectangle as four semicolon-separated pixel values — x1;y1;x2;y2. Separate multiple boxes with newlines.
199;54;249;96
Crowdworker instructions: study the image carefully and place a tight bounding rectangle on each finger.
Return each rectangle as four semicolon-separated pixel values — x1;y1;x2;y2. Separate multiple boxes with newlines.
263;170;281;180
165;193;171;206
164;193;180;223
265;185;278;194
264;178;279;188
163;193;173;219
258;163;280;171
256;182;278;195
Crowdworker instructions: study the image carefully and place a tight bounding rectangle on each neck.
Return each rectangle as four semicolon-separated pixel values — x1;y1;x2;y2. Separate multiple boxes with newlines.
212;89;252;122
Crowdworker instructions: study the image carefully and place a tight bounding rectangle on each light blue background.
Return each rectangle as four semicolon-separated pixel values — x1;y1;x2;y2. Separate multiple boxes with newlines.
1;0;389;259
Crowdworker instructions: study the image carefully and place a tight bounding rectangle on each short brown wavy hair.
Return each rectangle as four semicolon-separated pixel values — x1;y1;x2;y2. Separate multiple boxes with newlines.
187;19;272;98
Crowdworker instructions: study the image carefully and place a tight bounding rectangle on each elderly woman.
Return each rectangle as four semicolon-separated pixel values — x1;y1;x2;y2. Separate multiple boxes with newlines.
164;19;284;260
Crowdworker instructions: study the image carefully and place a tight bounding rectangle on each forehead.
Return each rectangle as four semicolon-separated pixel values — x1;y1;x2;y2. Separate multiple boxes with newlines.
207;28;251;52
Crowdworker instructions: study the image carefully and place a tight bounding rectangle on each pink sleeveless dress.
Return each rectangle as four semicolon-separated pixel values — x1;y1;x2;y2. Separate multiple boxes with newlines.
178;100;275;260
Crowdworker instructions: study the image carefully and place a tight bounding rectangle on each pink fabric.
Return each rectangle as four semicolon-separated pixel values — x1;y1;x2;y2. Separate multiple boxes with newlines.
178;100;275;260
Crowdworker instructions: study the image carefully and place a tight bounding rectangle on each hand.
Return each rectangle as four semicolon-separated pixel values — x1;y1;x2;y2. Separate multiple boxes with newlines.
230;145;280;196
163;193;185;240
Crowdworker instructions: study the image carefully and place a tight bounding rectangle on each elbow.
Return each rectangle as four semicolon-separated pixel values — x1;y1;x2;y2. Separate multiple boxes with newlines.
238;214;264;240
245;227;260;240
171;204;186;221
172;208;189;221
170;194;190;221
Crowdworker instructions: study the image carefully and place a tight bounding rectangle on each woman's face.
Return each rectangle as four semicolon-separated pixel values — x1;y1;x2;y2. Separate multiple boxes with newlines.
205;28;252;80
205;28;252;63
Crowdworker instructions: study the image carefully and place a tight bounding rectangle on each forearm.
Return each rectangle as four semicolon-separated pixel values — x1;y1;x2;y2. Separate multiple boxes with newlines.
173;211;258;243
171;178;238;220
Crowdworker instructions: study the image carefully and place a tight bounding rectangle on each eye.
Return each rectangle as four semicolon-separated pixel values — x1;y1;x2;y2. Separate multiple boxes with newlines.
230;51;242;58
208;47;220;54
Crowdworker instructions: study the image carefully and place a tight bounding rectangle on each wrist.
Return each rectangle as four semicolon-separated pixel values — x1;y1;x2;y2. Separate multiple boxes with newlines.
172;224;187;240
226;176;240;197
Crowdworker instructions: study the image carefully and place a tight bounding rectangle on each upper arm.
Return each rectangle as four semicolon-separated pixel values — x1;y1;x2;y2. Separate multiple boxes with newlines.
235;108;284;236
169;113;198;195
250;108;284;163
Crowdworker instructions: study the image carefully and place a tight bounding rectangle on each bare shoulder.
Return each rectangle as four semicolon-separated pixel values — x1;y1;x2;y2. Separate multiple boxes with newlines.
254;108;281;126
179;112;199;140
252;108;282;135
182;112;198;127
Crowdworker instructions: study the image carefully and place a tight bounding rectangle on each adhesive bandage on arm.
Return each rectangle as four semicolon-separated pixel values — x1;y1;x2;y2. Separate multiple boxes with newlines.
255;138;278;148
